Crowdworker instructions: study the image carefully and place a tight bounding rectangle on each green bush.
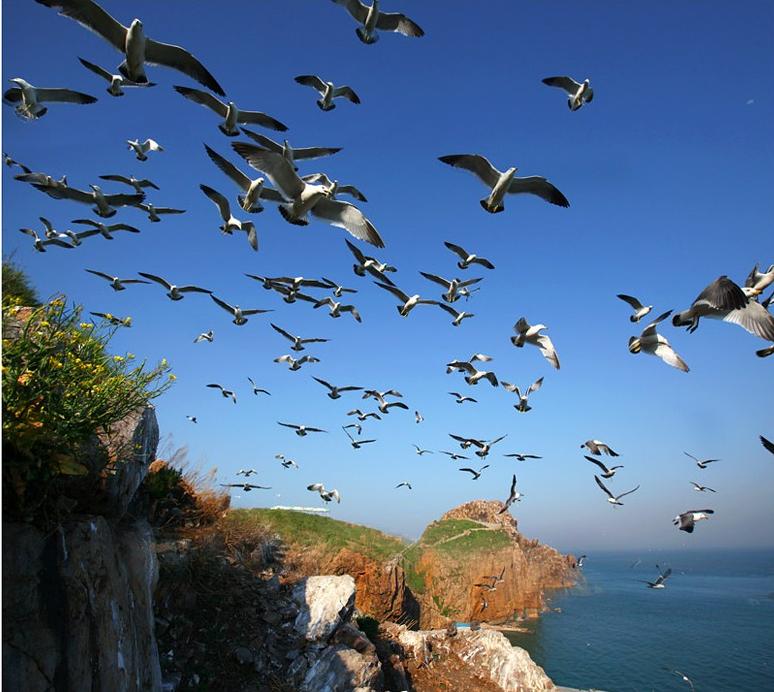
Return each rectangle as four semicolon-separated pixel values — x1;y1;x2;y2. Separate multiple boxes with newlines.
2;260;40;307
2;296;173;513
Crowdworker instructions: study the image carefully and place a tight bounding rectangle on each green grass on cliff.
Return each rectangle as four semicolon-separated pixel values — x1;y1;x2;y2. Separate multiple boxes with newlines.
225;508;406;562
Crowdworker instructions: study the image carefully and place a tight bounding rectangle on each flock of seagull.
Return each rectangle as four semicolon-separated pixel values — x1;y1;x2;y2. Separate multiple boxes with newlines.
5;0;774;585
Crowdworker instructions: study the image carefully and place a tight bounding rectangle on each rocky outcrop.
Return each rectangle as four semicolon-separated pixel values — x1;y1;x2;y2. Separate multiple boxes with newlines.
2;406;162;692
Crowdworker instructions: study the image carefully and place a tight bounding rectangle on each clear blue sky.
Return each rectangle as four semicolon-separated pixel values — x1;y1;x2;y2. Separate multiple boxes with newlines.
3;1;773;551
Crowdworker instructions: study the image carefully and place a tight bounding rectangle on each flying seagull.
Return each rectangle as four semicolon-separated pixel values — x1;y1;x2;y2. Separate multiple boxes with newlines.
499;474;524;513
34;184;143;218
673;509;714;533
236;468;258;477
19;227;73;252
684;452;720;470
641;565;672;589
138;272;211;301
35;0;225;95
200;184;258;251
594;476;640;506
271;323;329;352
581;440;619;457
436;303;475;327
438;154;569;213
396;481;412;490
542;76;594;111
276;454;300;469
374;281;438;316
99;173;159;194
274;354;320;371
577;556;587;568
443;241;495;270
3;77;96;119
440;451;469;461
313;376;362;399
302;173;367;203
363;389;403;401
372;394;409;415
504;453;541;461
501;377;544;413
294;75;360;111
193;330;214;343
672;275;774;341
132;202;185;222
221;483;271;491
210;294;272;325
344;239;396;279
3;152;31;173
206;383;236;403
511;317;560;370
307;483;341;503
314;297;362;322
745;263;774;295
78;57;155;96
413;445;433;456
629;310;689;372
690;481;716;493
85;269;150;291
584;455;623;479
347;409;381;421
672;671;695;691
616;294;653;322
343;427;376;449
247;377;270;396
459;465;490;480
330;0;424;43
186;415;197;424
203;144;280;214
420;272;482;303
415;410;424;424
449;392;477;404
321;277;358;297
446;358;498;387
231;144;384;247
127;138;163;161
174;86;287;135
240;129;341;170
278;422;327;436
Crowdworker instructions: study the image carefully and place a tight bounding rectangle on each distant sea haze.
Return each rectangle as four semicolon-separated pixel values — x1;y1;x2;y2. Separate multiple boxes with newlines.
507;549;774;691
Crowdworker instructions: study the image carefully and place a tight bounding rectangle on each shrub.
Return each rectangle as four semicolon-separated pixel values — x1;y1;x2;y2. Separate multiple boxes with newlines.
2;259;40;307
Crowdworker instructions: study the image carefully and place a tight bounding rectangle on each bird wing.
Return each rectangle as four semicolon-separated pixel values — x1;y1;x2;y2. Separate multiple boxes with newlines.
420;271;452;289
692;276;748;311
722;299;774;340
584;456;610;473
270;323;296;343
594;475;615;499
278;422;299;430
447;360;476;374
458;277;483;289
200;184;231;220
313;376;334;391
294;146;343;161
307;483;325;492
331;0;369;22
374;281;410;303
443;241;468;260
203;144;252;192
459;468;478;476
335;184;367;202
438;154;501;188
206;383;224;391
178;285;211;294
534;334;561;370
238;110;288;132
332;85;360;104
103;192;144;206
3;88;23;104
641;310;673;338
437;303;460;318
240;128;282;151
294;74;327;92
151;207;185;215
472;257;495;269
528;377;544;394
509;474;517;496
173;85;226;116
50;185;94;203
34;87;97;104
508;176;569;207
36;0;128;51
761;435;774;455
85;269;114;281
653;342;690;372
230;144;304;199
144;39;224;96
306;427;327;433
311;198;384;247
615;485;640;500
541;76;581;93
617;293;644;310
501;382;520;395
210;294;236;314
375;11;424;37
344;237;368;263
98;174;131;185
78;57;113;81
137;272;172;290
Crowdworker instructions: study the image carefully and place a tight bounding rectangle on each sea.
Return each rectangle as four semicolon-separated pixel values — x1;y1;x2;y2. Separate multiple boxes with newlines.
505;549;774;692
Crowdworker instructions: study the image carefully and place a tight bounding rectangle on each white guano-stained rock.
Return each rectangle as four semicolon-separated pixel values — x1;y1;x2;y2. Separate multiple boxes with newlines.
293;575;356;642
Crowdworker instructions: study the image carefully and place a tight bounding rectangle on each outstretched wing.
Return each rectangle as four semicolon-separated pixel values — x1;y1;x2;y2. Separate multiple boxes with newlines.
439;154;501;188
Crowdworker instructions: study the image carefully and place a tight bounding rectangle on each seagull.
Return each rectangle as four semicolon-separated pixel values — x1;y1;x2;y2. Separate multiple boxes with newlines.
499;475;524;512
193;330;214;343
231;144;384;247
271;323;329;352
89;311;131;327
186;415;197;424
761;435;774;455
449;392;477;404
240;129;341;170
276;454;300;469
127;138;163;161
616;294;653;322
672;275;774;341
35;184;143;218
344;239;396;280
445;359;498;387
138;272;211;301
373;394;409;415
684;452;720;470
542;76;594;111
302;173;367;203
85;269;150;291
307;483;340;503
3;152;31;173
132;202;185;222
745;263;774;295
320;277;358;298
330;0;424;43
396;481;412;490
443;241;495;270
203;144;281;214
440;451;469;461
511;318;560;370
690;481;716;493
313;297;362;322
274;354;320;371
672;670;695;691
343;427;376;449
64;228;102;246
174;86;287;135
415;410;424;424
37;217;70;243
312;376;362;399
99;173;159;194
247;377;270;396
71;218;140;240
504;453;541;461
294;75;360;111
459;465;490;480
206;383;236;403
581;440;619;457
373;281;438;316
221;483;271;491
629;310;689;372
438;154;569;213
35;0;225;95
577;556;587;568
362;389;403;401
278;422;327;436
471;435;507;459
78;57;155;96
236;468;258;477
15;171;68;195
347;409;381;421
673;509;714;533
584;455;624;479
449;434;479;450
343;423;362;436
210;294;272;325
200;184;258;251
501;377;544;413
19;227;73;252
641;566;672;589
413;445;433;456
420;272;482;303
436;303;475;327
594;476;640;506
3;77;96;119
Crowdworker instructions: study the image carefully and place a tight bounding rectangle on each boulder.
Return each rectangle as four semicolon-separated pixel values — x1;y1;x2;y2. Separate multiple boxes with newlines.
293;575;357;642
301;644;382;692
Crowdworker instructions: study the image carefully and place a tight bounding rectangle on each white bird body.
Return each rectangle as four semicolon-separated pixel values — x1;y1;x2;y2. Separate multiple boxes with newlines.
331;0;424;43
542;76;594;111
629;310;689;372
127;138;163;161
274;354;320;371
617;294;653;322
511;318;560;370
79;57;155;96
3;77;97;119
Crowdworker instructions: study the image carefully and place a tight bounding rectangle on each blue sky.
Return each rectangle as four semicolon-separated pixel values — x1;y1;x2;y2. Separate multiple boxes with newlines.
3;1;773;551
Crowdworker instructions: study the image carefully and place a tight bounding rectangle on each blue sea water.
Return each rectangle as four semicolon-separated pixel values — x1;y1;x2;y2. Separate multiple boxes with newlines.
505;550;774;691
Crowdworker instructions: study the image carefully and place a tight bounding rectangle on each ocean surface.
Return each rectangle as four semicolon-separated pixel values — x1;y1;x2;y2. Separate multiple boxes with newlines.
505;549;774;692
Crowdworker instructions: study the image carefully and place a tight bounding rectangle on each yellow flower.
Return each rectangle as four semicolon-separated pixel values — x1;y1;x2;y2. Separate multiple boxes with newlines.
126;353;135;360
168;374;177;381
113;355;125;363
160;358;168;367
17;371;33;386
79;322;93;329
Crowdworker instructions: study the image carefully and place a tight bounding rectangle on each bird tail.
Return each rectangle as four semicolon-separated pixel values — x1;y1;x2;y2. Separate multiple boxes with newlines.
480;198;504;213
356;27;378;44
218;123;239;137
238;195;263;213
671;310;693;328
278;204;308;226
118;61;147;83
316;100;335;111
